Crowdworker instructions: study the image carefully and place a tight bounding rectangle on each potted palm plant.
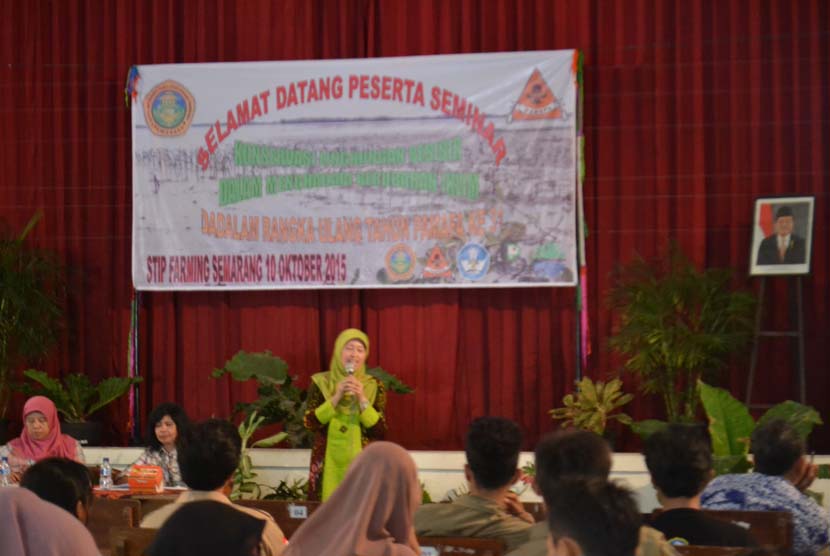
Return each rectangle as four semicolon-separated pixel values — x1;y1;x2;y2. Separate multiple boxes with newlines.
19;369;142;445
608;244;756;424
697;380;823;475
0;212;64;442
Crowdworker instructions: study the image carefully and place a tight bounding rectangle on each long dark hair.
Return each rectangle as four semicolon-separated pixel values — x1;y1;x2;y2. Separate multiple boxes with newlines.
146;402;190;452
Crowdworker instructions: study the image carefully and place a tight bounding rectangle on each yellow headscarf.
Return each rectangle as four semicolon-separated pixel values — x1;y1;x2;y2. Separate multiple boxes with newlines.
311;328;378;414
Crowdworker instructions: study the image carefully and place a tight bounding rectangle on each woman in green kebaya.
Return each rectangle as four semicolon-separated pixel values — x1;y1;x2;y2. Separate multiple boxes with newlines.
304;328;387;501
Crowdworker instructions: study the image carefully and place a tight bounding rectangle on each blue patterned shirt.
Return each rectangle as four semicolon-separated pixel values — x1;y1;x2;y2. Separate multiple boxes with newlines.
701;472;830;556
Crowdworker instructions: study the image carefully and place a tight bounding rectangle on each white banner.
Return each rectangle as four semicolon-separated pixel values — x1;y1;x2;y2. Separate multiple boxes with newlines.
131;50;580;290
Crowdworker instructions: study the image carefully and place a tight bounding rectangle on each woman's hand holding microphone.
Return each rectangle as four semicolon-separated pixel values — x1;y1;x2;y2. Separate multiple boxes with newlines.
331;374;367;409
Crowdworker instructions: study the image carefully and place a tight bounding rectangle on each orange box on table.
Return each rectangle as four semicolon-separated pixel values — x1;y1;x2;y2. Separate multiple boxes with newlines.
127;465;164;494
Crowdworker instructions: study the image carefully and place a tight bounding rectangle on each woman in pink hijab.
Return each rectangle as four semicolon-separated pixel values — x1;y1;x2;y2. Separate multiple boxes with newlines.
0;396;84;479
284;441;421;556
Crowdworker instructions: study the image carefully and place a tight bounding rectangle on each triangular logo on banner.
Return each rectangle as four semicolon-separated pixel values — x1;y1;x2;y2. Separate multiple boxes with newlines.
423;246;452;279
509;69;564;122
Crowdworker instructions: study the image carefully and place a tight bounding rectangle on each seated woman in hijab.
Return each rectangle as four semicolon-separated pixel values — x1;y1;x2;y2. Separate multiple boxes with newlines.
0;396;84;481
285;441;421;556
0;487;99;556
146;500;266;556
304;328;386;501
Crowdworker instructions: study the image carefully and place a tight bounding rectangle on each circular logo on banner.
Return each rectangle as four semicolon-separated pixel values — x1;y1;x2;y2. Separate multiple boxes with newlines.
143;80;196;137
385;243;416;281
457;243;490;281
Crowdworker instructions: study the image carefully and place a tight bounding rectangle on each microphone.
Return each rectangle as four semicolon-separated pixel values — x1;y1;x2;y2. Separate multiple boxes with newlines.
344;363;355;400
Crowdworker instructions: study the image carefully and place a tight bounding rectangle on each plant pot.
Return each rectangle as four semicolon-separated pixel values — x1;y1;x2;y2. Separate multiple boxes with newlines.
602;428;618;451
61;421;103;447
0;418;10;444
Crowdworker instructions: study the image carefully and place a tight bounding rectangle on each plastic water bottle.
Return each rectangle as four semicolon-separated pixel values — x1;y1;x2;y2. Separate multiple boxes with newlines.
0;456;11;486
100;457;112;489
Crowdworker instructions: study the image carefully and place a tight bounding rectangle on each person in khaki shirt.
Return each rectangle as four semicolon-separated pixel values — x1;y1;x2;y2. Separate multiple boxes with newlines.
141;419;285;556
507;430;677;556
509;516;674;556
415;417;534;551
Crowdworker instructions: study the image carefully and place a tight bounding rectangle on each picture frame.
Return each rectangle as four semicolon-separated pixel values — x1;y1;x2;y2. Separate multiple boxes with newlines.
749;195;814;276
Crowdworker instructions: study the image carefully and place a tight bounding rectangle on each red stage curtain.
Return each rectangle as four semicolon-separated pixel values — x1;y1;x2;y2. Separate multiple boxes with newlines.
1;0;827;450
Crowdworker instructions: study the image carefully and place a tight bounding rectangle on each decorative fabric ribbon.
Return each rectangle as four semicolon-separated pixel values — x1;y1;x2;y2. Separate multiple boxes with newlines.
124;66;141;107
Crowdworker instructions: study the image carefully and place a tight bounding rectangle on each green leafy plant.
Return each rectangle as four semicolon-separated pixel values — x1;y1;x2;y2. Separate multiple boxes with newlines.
608;245;755;422
549;377;633;435
698;380;822;475
261;477;309;501
421;482;432;504
366;367;414;394
213;349;413;448
232;411;288;500
19;369;142;423
0;212;65;419
212;350;311;448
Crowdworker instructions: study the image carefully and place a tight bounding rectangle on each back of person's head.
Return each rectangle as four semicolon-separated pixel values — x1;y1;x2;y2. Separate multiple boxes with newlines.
535;429;611;496
146;402;190;451
146;500;264;556
751;419;805;476
545;478;641;556
20;457;93;521
178;419;241;491
0;487;100;556
465;416;523;490
644;423;712;498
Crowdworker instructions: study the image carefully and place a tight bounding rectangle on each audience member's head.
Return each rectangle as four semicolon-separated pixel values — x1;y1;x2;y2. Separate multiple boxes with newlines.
464;416;523;491
20;457;93;523
146;500;265;556
545;478;641;556
284;441;421;556
644;423;713;500
178;419;241;491
751;418;805;476
534;429;611;496
0;487;99;556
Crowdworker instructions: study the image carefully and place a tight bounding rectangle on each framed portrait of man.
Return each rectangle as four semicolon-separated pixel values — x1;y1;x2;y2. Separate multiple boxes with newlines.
749;195;814;276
